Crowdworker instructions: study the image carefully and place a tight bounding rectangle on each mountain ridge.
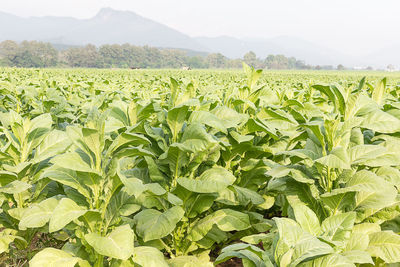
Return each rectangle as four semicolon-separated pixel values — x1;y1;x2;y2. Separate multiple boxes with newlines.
0;8;397;68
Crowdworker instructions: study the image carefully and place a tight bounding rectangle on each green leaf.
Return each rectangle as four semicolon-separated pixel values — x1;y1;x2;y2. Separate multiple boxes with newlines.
168;255;213;267
42;166;94;199
178;167;236;193
0;180;31;194
290;236;335;266
34;130;71;162
85;225;134;260
298;253;354;267
341;250;373;264
372;77;386;105
361;110;400;133
169;77;180;108
303;122;326;152
189;110;227;134
321;212;356;242
287;196;321;236
367;231;400;263
211;106;248;128
19;197;59;230
273;217;334;265
167;105;189;141
233;185;264;205
349;145;400;167
107;133;150;156
315;147;351;169
82;127;102;164
134;206;184;242
132;246;169;267
49;198;87;233
215;243;273;267
189;209;250;241
29;113;53;133
180;122;217;153
0;171;17;186
29;248;80;267
50;152;96;174
0;229;17;254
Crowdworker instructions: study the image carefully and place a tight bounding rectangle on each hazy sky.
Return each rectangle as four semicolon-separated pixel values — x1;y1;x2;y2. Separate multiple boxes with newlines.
2;0;400;55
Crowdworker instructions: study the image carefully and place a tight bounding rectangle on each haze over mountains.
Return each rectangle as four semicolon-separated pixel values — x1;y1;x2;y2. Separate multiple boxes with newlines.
0;8;398;68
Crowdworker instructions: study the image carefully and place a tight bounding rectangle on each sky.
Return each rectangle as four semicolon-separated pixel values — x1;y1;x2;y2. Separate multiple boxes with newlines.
1;0;400;56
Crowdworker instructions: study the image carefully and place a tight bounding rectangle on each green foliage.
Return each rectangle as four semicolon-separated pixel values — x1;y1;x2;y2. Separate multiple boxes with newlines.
1;67;400;266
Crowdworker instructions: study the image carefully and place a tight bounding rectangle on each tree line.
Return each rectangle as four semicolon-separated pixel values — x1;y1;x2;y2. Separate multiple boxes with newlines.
0;40;333;69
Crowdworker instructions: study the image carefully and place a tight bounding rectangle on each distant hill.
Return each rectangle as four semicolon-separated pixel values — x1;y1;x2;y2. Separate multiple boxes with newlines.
366;44;400;69
194;36;361;67
0;8;398;68
0;8;208;51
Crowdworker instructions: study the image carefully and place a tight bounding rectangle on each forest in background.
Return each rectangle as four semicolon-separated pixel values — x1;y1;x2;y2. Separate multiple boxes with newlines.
0;40;343;70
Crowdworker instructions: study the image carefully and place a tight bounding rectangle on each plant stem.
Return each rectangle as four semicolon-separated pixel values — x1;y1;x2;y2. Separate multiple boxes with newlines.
94;255;104;267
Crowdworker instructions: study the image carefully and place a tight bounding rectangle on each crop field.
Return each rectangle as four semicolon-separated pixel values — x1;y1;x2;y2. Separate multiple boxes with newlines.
2;66;400;266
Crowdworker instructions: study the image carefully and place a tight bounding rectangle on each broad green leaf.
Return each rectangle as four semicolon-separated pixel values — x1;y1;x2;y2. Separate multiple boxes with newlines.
189;209;250;241
85;225;134;260
29;248;80;267
287;196;321;236
51;152;96;174
168;255;213;267
82;127;102;165
49;198;87;233
0;229;17;254
215;243;273;267
290;236;335;266
134;206;184;242
211;106;248;128
341;250;373;264
0;171;18;186
42;167;94;199
371;77;386;105
321;212;356;242
316;147;351;169
180;122;217;152
233;185;264;205
298;253;354;267
167;105;189;142
178;167;235;193
107;133;150;156
189;110;227;133
29;113;53;133
361;110;400;133
34;130;71;162
19;197;59;229
367;231;400;263
0;180;31;194
132;246;169;267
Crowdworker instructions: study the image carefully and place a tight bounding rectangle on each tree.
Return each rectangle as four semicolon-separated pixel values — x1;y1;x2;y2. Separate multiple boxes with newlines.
243;51;257;67
0;40;317;70
265;54;289;69
61;44;101;68
185;56;207;69
337;64;345;70
206;53;227;68
387;64;396;72
0;40;18;66
0;40;58;67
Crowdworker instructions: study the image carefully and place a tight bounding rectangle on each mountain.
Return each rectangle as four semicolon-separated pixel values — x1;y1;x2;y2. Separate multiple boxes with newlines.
0;8;396;68
194;36;361;66
365;44;400;69
0;8;208;51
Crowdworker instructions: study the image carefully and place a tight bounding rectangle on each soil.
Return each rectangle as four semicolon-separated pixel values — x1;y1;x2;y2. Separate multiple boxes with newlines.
216;258;243;267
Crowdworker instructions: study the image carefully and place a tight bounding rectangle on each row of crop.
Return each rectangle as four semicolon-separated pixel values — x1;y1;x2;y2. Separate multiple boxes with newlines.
1;66;400;266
